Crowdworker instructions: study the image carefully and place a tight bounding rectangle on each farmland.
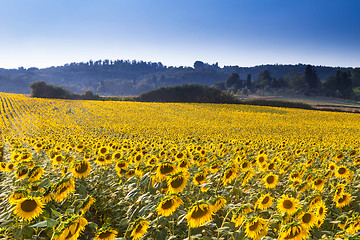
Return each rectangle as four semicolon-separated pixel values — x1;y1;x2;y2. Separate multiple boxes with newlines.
0;92;360;239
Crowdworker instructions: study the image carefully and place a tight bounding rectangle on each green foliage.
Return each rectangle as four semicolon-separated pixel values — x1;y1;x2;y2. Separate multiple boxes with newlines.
136;84;240;104
304;65;320;91
30;81;102;100
323;71;353;99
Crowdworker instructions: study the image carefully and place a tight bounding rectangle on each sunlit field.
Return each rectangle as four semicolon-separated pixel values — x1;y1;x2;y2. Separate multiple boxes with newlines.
0;92;360;240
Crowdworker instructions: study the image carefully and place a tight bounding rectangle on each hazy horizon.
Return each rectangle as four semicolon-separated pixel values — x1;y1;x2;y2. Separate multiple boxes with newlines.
1;0;359;69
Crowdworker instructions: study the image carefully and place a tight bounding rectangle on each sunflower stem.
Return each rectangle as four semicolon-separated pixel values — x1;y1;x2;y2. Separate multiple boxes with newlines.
216;209;231;239
188;226;191;240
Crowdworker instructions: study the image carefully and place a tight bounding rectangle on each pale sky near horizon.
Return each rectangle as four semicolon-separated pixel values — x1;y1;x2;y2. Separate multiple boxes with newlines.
0;0;359;69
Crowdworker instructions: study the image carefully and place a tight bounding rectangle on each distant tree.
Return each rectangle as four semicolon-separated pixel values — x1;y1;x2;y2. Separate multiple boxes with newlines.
283;72;307;90
323;70;352;98
257;70;272;88
194;61;205;69
212;81;226;91
304;65;320;91
350;68;360;88
246;74;252;89
225;73;243;90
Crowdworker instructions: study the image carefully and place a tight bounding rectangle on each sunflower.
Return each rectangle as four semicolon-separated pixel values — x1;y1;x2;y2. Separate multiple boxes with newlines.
289;171;301;181
71;160;91;179
94;155;111;166
193;171;207;186
312;177;325;191
315;201;327;222
5;162;16;172
131;219;150;240
13;197;44;221
146;157;158;167
308;196;322;210
157;162;176;180
98;146;109;155
334;152;345;162
186;202;213;228
353;157;360;166
328;162;337;171
299;212;316;229
278;222;308;240
125;169;136;179
256;154;267;167
346;218;360;235
167;172;188;194
54;215;88;240
257;193;273;210
157;194;183;217
231;205;252;227
335;193;352;209
112;151;122;160
0;162;6;171
115;160;128;171
80;196;96;215
240;160;250;171
211;196;227;213
267;161;276;171
242;169;255;186
52;154;63;166
53;178;76;202
94;228;118;240
8;189;28;205
222;167;237;186
335;166;349;178
209;161;220;173
15;166;29;179
245;217;268;240
28;166;44;182
277;195;300;215
263;173;278;189
42;186;52;203
334;183;346;200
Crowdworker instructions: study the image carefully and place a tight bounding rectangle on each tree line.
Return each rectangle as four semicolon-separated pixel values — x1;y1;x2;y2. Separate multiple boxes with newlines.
218;65;360;100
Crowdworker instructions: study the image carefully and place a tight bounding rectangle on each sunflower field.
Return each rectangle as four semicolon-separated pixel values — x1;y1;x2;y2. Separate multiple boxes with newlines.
0;91;360;240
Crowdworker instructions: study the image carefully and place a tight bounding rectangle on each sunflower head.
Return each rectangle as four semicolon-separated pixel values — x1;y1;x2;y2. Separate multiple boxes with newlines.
245;217;268;240
335;193;352;209
13;197;44;221
80;195;96;215
277;195;300;216
257;193;273;210
186;201;213;228
94;227;118;240
156;194;183;217
167;172;188;194
222;167;237;186
193;171;207;186
54;215;88;240
279;222;308;240
72;160;91;179
263;173;278;189
8;189;28;205
157;162;176;180
335;166;349;178
211;196;227;213
299;211;316;230
131;218;150;240
312;177;325;191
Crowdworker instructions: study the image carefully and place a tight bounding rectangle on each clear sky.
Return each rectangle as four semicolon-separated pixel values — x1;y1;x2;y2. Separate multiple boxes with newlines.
0;0;359;69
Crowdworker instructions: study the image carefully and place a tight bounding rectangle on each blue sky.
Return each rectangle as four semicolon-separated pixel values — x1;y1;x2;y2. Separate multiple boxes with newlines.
0;0;359;69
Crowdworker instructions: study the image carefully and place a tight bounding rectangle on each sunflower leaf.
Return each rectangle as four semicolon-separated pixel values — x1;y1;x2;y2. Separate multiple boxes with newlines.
46;219;59;228
30;220;47;228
